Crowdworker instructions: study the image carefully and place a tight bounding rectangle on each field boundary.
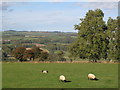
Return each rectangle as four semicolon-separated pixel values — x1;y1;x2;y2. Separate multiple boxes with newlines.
2;61;119;64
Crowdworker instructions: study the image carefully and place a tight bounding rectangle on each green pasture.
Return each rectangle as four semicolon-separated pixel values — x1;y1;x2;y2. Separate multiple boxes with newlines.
2;63;118;88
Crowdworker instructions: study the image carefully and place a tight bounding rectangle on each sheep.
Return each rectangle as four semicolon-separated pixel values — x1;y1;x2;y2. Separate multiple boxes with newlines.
87;73;99;80
59;75;71;82
42;70;48;74
59;75;66;81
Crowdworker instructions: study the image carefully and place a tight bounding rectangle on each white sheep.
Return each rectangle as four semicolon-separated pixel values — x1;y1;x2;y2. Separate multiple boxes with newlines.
59;75;71;82
59;75;66;81
42;70;48;74
87;73;99;80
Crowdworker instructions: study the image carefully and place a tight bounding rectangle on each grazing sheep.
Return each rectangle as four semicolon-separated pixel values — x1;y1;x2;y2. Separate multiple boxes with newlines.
59;75;66;81
42;70;48;73
59;75;71;82
88;73;99;80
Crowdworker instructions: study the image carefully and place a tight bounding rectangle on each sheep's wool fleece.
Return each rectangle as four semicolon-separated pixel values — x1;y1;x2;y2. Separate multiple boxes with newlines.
88;74;96;79
59;75;65;81
43;71;47;73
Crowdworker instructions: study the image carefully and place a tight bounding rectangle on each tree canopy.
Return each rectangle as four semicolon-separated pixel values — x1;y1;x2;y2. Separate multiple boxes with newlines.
70;9;119;62
12;46;49;61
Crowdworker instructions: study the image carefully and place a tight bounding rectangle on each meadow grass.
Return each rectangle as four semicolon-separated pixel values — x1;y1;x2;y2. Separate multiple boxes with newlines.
2;63;118;88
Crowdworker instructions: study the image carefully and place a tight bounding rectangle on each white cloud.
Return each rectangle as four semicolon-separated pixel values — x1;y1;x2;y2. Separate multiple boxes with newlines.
50;0;64;2
0;2;15;12
2;8;82;31
75;2;118;10
1;1;118;32
0;2;10;10
89;0;118;1
1;0;119;2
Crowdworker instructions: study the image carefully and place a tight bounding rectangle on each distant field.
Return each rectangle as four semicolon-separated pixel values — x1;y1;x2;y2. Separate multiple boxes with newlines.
2;63;118;88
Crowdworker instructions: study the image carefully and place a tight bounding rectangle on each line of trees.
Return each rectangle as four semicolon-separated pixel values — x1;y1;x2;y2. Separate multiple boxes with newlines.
69;9;119;62
12;46;50;62
2;45;67;62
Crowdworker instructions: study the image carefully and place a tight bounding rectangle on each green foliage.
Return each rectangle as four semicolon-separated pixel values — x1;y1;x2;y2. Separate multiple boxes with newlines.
2;45;15;55
39;52;49;61
2;51;8;61
54;50;64;56
106;17;118;60
54;50;65;61
47;53;59;61
2;30;77;62
70;9;119;61
31;46;42;58
69;9;120;62
70;9;109;61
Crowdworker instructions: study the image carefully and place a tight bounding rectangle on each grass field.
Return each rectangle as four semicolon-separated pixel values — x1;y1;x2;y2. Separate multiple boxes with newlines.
2;63;118;88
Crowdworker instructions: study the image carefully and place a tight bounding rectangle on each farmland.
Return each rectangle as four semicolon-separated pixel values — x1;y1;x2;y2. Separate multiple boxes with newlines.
1;3;119;89
2;63;118;88
1;30;119;89
2;30;79;62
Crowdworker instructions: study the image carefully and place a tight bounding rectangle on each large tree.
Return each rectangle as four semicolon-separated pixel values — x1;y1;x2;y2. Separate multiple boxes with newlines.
107;17;120;61
12;47;26;61
70;9;108;62
12;46;45;61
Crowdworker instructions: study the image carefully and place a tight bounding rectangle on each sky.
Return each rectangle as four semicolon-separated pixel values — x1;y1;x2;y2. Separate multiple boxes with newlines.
1;1;119;32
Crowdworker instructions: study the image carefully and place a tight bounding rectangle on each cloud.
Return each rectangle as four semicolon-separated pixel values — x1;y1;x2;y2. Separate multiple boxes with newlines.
50;0;64;2
8;9;14;12
2;8;82;31
0;2;14;12
90;2;118;9
1;2;30;12
0;2;10;10
88;0;119;2
1;0;64;2
74;2;118;10
1;0;119;2
2;1;118;32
